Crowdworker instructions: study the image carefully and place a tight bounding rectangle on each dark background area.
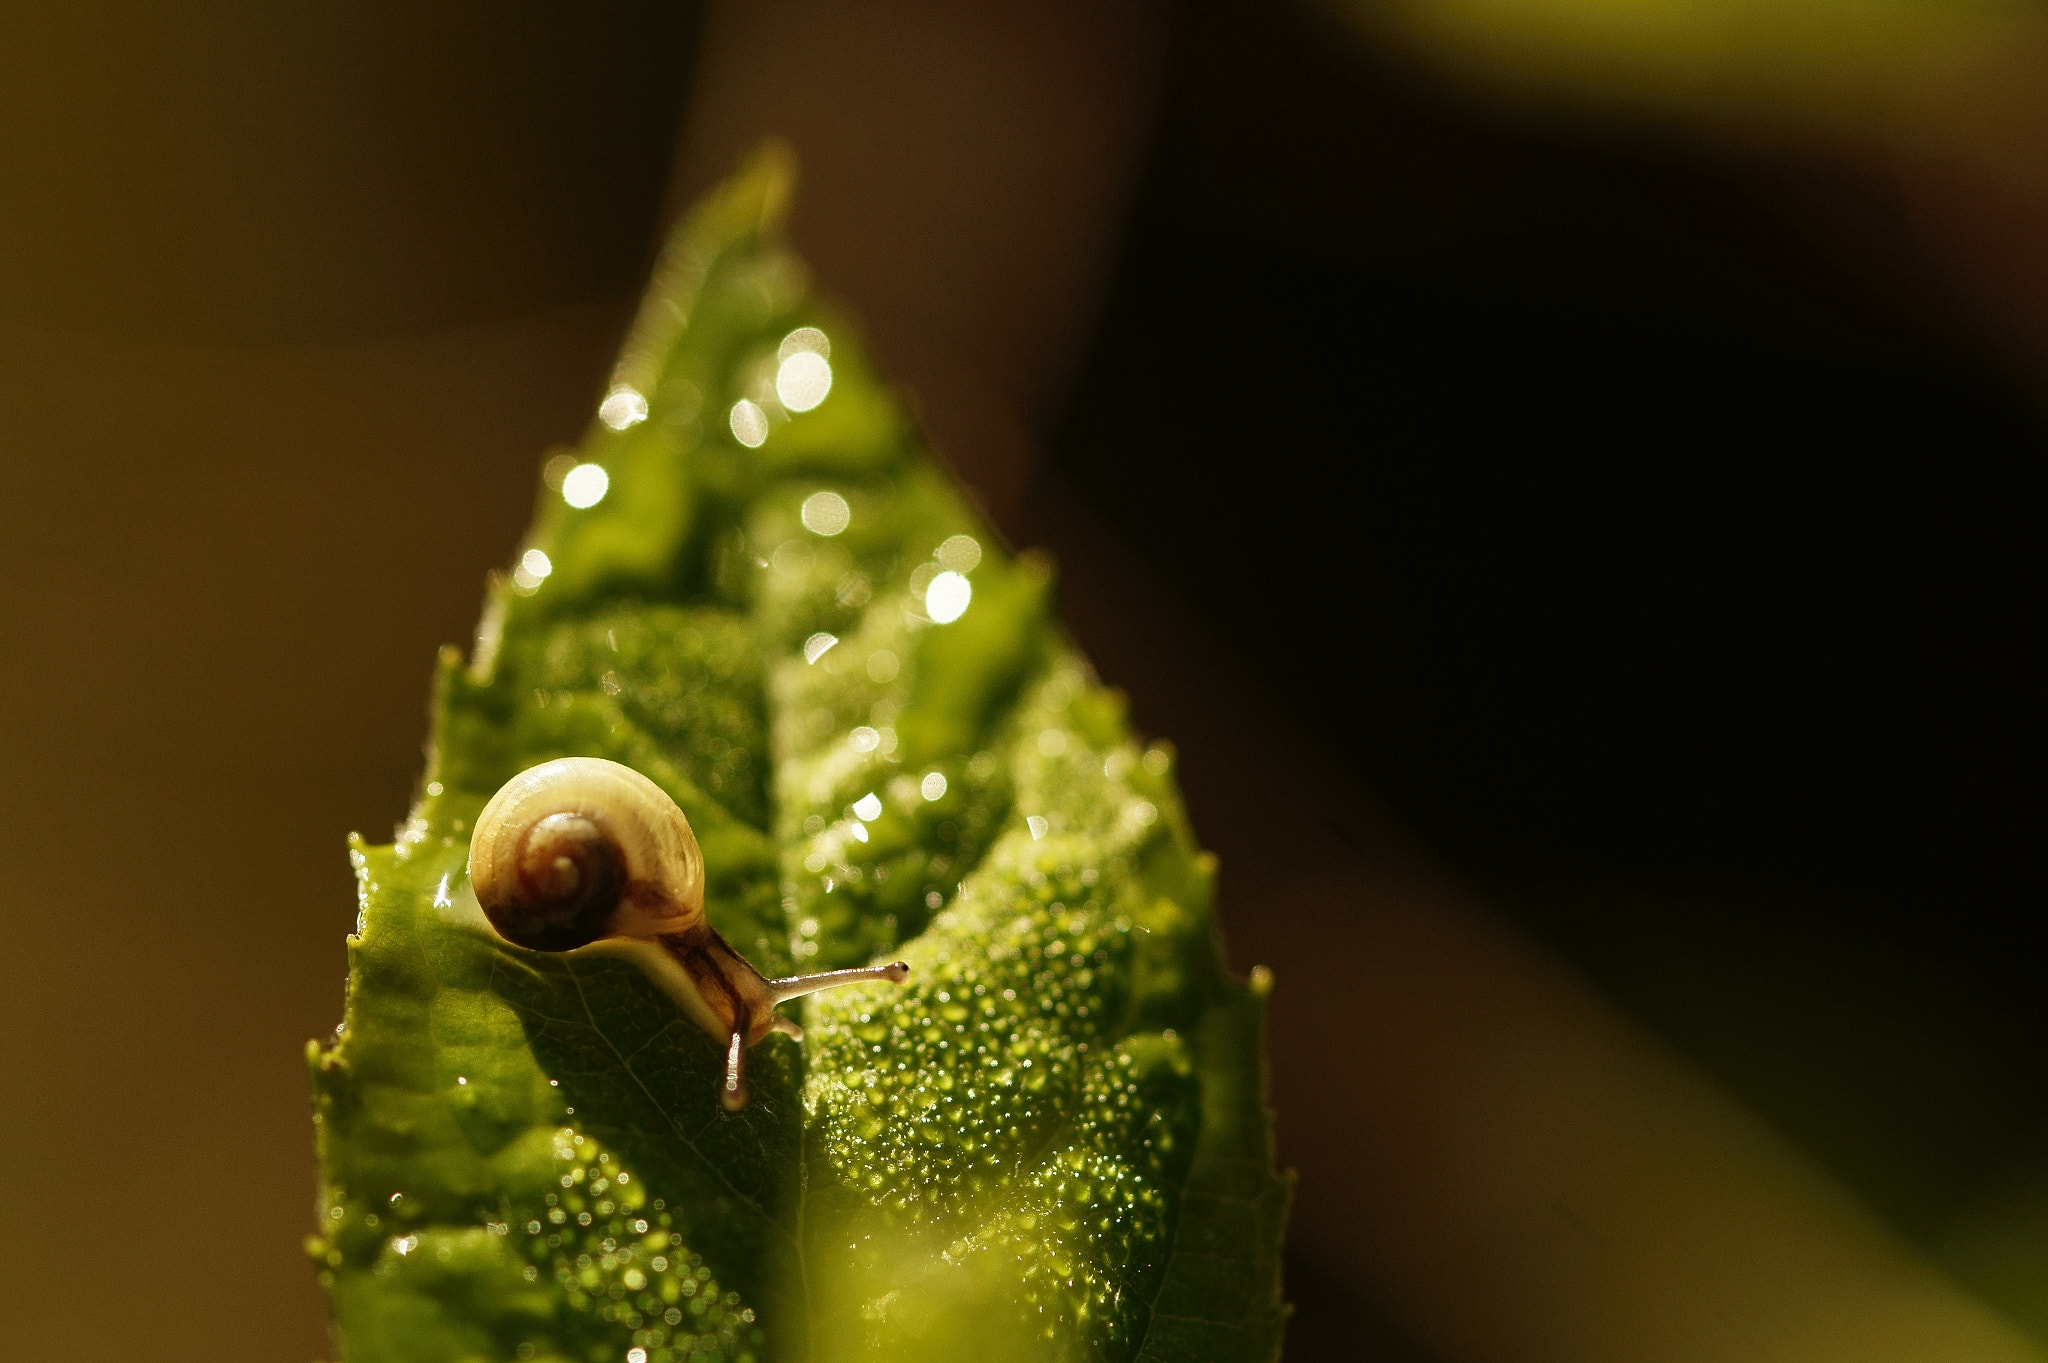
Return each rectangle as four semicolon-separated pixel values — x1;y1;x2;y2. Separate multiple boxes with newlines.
0;7;698;1360
0;4;698;340
1059;3;2048;1276
1056;0;2048;1277
1;2;2042;1360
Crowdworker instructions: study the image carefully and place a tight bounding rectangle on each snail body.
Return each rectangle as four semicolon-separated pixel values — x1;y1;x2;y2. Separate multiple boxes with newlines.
469;756;909;1110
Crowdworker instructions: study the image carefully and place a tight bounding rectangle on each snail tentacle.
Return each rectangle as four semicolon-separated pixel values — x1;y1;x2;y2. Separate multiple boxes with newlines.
722;1015;750;1112
468;756;913;1110
766;961;913;1005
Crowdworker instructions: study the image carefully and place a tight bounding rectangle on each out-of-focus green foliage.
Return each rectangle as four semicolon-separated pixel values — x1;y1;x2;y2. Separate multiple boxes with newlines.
307;146;1290;1363
1320;0;2045;139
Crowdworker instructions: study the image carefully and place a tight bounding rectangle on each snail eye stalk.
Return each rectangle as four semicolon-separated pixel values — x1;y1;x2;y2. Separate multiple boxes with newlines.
469;756;911;1109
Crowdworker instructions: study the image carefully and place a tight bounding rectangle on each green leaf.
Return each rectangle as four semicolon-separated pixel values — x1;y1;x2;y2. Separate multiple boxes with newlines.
308;143;1292;1363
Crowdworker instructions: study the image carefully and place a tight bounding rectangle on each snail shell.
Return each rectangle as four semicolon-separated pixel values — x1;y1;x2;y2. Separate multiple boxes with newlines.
467;755;908;1110
470;756;703;951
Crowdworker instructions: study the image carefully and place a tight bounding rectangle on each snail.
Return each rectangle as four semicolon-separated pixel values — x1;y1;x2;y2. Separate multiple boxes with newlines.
469;756;909;1111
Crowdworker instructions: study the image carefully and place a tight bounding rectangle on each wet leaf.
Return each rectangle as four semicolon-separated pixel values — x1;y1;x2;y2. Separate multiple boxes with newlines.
308;145;1291;1363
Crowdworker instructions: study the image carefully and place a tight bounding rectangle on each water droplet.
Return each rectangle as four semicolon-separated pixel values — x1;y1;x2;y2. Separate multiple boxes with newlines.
729;399;769;448
511;548;552;591
800;490;851;535
779;326;830;360
925;570;972;623
936;534;983;573
777;351;833;412
561;462;610;508
598;386;648;430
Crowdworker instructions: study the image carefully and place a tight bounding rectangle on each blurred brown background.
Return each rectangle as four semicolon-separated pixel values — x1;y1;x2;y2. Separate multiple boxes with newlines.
2;2;2044;1361
0;7;695;1359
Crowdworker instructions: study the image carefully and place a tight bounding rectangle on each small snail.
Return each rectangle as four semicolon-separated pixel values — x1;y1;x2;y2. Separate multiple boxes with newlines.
469;756;909;1111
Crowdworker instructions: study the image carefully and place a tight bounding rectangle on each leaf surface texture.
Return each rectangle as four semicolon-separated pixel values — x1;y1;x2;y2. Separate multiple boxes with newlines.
308;148;1290;1363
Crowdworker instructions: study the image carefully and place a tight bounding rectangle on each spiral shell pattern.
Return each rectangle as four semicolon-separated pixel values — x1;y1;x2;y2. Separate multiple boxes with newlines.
468;756;705;952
